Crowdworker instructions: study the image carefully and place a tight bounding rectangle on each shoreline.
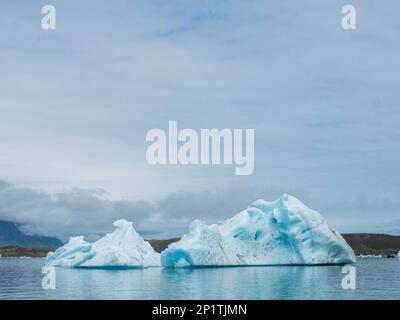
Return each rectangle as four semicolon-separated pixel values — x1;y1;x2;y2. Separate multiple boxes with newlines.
1;233;399;258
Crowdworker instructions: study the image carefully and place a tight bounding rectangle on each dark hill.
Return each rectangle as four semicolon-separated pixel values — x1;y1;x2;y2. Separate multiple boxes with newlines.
342;233;400;256
0;220;62;248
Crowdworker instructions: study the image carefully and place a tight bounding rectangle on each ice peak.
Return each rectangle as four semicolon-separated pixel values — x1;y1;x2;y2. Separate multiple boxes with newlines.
64;236;89;248
250;194;304;212
276;193;310;210
280;193;291;200
249;199;271;211
113;219;133;230
278;193;299;203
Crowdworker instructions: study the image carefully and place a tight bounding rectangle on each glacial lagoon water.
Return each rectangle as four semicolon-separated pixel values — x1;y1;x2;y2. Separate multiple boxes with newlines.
0;257;399;300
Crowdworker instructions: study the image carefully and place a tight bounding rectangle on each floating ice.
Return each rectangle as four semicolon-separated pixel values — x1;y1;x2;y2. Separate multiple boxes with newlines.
161;194;356;267
45;220;160;268
358;254;382;258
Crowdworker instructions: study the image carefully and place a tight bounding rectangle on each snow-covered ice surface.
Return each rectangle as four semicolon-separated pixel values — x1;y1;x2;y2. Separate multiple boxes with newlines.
45;220;160;268
161;194;356;267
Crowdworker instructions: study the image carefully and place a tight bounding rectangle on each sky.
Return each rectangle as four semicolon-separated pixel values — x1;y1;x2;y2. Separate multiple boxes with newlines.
0;0;399;240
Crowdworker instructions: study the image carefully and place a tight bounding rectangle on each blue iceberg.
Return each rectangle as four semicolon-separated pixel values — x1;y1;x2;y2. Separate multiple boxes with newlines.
161;194;356;267
45;220;160;268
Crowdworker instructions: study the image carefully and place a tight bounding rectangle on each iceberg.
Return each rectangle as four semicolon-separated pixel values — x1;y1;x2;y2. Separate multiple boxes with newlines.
45;220;160;268
161;194;356;267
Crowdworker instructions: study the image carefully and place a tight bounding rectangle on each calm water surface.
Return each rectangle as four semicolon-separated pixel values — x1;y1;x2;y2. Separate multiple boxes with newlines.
0;258;399;299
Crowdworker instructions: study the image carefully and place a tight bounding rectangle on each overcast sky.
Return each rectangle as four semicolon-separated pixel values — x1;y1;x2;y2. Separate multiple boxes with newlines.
0;1;399;239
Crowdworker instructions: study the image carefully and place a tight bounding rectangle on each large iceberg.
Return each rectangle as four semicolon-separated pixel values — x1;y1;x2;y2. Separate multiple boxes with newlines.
161;194;356;267
46;220;160;268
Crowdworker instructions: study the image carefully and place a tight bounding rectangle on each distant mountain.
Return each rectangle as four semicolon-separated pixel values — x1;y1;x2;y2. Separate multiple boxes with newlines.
0;220;62;248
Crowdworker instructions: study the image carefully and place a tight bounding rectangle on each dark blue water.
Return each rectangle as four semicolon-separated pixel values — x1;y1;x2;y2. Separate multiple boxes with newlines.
0;258;399;299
